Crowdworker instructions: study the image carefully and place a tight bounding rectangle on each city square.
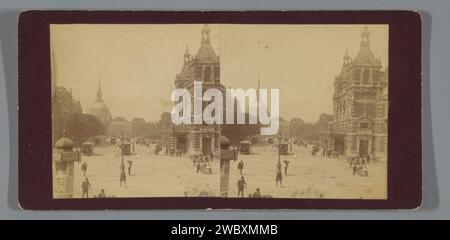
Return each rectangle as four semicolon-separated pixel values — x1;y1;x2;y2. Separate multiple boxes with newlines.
68;141;386;199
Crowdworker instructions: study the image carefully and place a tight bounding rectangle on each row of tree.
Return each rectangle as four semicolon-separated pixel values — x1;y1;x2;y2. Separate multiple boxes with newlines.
53;85;333;146
289;113;333;140
52;86;105;145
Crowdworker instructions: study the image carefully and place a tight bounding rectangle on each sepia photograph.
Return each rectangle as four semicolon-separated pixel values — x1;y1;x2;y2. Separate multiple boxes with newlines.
50;24;388;200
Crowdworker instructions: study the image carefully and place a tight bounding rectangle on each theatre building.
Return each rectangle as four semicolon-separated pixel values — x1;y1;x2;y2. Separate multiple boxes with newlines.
166;25;224;155
329;27;388;161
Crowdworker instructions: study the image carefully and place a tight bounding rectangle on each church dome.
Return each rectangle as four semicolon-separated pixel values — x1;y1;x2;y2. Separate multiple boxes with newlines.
88;80;112;126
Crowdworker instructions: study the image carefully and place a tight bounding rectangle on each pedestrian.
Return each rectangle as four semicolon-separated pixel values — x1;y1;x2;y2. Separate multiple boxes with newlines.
210;152;214;162
193;155;197;167
283;160;290;175
276;161;282;173
253;188;261;198
276;161;283;188
196;162;201;173
127;160;133;175
81;161;88;177
237;176;246;198
352;163;358;176
97;189;106;198
81;177;91;198
276;170;283;187
237;160;244;175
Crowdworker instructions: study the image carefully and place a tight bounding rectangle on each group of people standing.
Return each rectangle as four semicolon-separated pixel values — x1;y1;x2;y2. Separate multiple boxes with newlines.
235;156;290;198
349;155;371;176
193;152;214;174
81;177;106;198
79;154;134;198
322;148;339;158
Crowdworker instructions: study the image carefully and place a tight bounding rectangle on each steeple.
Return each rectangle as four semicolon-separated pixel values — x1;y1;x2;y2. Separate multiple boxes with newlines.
184;45;191;63
201;24;211;44
354;26;380;66
361;26;370;47
343;48;350;64
97;79;103;102
195;24;219;63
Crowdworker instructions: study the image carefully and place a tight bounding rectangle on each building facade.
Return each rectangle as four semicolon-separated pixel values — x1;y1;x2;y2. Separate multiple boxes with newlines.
108;120;132;138
167;25;224;155
330;27;388;161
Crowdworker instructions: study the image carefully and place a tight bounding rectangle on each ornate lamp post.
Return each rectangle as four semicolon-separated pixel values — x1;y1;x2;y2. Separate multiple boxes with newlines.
219;136;234;197
52;131;81;198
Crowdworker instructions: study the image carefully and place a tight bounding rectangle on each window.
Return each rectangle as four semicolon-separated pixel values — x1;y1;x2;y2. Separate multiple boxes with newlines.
194;67;202;80
362;69;370;84
352;69;361;82
214;67;220;79
204;67;211;82
359;122;369;129
372;71;379;81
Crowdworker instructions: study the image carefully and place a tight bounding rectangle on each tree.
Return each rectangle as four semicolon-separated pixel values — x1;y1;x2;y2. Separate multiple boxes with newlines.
316;113;333;131
159;112;172;128
287;113;333;140
221;112;260;145
131;117;146;138
289;118;305;137
65;113;105;145
52;86;83;142
143;122;161;139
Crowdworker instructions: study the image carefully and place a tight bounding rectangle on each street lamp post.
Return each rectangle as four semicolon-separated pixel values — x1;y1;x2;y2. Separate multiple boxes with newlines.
277;134;281;164
121;133;125;164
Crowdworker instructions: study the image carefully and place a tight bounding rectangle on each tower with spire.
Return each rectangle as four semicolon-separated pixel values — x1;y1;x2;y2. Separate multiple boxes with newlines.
97;79;103;101
169;24;224;155
329;27;388;162
88;78;112;128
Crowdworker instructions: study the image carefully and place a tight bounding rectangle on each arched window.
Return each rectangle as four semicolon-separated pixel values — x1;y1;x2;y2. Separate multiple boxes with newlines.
204;67;211;82
194;67;202;80
362;69;370;84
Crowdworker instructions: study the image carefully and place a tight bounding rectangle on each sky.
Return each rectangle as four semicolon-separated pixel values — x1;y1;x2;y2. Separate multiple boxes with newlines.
51;24;388;123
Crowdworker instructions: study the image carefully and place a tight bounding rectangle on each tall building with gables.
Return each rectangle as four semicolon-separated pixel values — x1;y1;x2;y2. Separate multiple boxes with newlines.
329;27;388;161
166;25;224;155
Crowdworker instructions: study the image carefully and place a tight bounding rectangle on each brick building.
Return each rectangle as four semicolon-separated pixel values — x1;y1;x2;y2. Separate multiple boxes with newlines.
330;27;388;161
167;25;224;155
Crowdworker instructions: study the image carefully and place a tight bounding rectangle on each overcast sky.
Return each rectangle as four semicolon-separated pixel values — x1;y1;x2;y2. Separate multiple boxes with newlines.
51;24;388;123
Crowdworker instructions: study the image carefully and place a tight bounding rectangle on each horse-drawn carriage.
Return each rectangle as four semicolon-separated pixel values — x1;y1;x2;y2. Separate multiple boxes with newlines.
239;140;252;155
81;141;94;156
279;142;289;155
121;142;131;155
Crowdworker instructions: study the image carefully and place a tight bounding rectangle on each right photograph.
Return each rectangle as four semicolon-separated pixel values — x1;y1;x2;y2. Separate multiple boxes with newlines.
218;24;388;199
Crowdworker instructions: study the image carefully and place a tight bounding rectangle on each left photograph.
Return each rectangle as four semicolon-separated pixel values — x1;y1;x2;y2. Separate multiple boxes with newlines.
51;24;221;198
